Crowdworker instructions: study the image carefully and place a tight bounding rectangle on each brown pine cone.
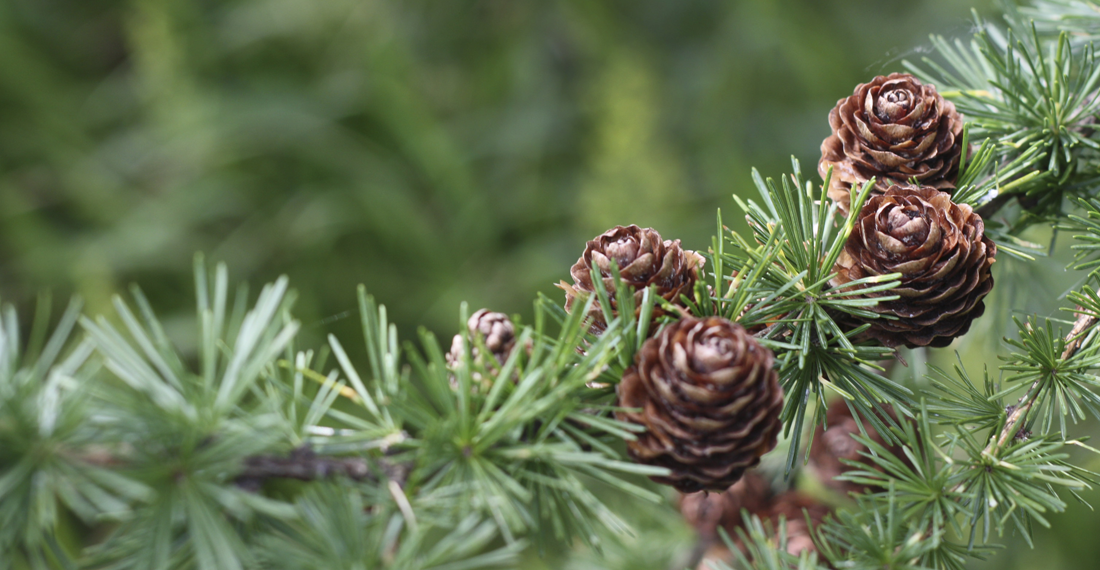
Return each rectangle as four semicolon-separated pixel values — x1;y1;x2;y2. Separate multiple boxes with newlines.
558;225;704;334
830;185;996;348
615;317;783;493
808;400;906;496
446;309;517;370
679;472;773;540
819;73;964;214
689;483;828;568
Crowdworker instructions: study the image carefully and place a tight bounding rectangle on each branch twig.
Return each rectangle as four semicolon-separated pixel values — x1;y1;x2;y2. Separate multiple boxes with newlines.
74;442;410;491
985;310;1098;453
234;446;409;491
975;192;1016;220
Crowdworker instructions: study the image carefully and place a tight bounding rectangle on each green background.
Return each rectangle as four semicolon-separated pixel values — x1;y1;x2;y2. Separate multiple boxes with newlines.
5;0;1099;567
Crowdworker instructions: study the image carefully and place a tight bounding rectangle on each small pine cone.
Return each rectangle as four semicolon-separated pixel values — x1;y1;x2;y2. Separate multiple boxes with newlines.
830;185;996;348
558;225;704;334
819;73;964;214
616;317;783;492
808;400;906;496
446;309;516;369
679;471;773;540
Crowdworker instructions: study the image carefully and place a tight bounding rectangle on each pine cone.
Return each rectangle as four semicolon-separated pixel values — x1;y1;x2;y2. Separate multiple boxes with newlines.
689;482;828;568
615;317;783;492
558;225;704;334
679;471;773;540
830;185;996;348
446;309;517;372
808;400;906;496
819;73;963;214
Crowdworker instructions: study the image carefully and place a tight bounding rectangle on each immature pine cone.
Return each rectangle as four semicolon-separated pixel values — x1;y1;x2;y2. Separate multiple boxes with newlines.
558;225;704;334
446;309;516;368
819;73;963;213
615;317;783;492
830;185;995;348
808;400;907;496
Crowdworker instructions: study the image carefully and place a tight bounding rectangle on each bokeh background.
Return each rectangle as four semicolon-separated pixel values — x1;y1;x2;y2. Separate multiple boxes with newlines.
6;0;1100;568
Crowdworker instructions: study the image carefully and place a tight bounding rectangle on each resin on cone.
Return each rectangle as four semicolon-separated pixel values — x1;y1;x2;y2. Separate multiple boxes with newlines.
615;316;783;492
819;73;963;213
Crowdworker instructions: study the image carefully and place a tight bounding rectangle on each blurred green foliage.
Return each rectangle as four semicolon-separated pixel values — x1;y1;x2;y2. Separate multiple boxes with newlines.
19;0;1100;568
0;0;990;346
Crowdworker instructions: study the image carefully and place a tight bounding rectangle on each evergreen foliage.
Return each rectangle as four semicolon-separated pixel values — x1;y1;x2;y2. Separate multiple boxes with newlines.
700;165;911;473
12;0;1100;569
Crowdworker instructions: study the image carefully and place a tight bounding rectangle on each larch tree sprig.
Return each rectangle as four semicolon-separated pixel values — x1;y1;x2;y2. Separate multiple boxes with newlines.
9;1;1100;570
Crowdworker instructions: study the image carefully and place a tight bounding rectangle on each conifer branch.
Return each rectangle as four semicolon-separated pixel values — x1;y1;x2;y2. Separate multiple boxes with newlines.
974;191;1017;219
989;310;1098;452
72;444;411;490
11;2;1100;568
234;447;410;491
